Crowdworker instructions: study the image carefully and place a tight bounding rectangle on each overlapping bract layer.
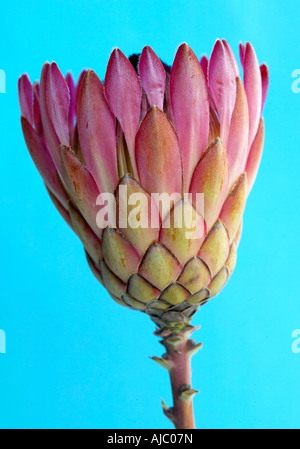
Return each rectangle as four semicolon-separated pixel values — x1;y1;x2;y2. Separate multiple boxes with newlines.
19;40;268;325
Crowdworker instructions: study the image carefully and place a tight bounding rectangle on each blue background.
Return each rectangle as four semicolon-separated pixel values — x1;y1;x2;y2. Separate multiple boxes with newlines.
0;0;300;429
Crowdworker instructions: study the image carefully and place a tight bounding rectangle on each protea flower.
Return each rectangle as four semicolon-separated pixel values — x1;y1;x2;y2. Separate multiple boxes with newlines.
19;39;268;429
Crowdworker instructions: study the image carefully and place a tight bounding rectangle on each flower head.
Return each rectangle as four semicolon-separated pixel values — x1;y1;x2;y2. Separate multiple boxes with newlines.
19;40;268;328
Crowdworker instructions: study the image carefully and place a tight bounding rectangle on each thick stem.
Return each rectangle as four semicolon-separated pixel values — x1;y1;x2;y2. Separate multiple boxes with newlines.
166;333;195;429
153;324;201;430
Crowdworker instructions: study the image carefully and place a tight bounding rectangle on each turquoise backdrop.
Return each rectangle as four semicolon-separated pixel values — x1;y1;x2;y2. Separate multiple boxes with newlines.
0;0;300;429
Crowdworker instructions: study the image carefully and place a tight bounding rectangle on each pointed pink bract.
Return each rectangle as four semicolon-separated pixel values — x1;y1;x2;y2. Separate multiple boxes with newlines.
32;82;43;135
239;43;246;68
75;70;87;113
105;49;142;178
18;74;33;125
227;78;249;188
139;46;166;110
171;43;209;192
189;138;228;231
222;40;239;77
200;56;208;81
39;63;70;174
245;118;264;194
65;72;76;141
21;117;68;209
61;145;101;237
77;70;118;194
209;40;236;146
260;64;269;112
243;43;262;147
136;107;182;205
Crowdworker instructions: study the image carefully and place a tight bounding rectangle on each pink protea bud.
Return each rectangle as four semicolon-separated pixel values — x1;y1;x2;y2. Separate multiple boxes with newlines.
19;40;268;429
